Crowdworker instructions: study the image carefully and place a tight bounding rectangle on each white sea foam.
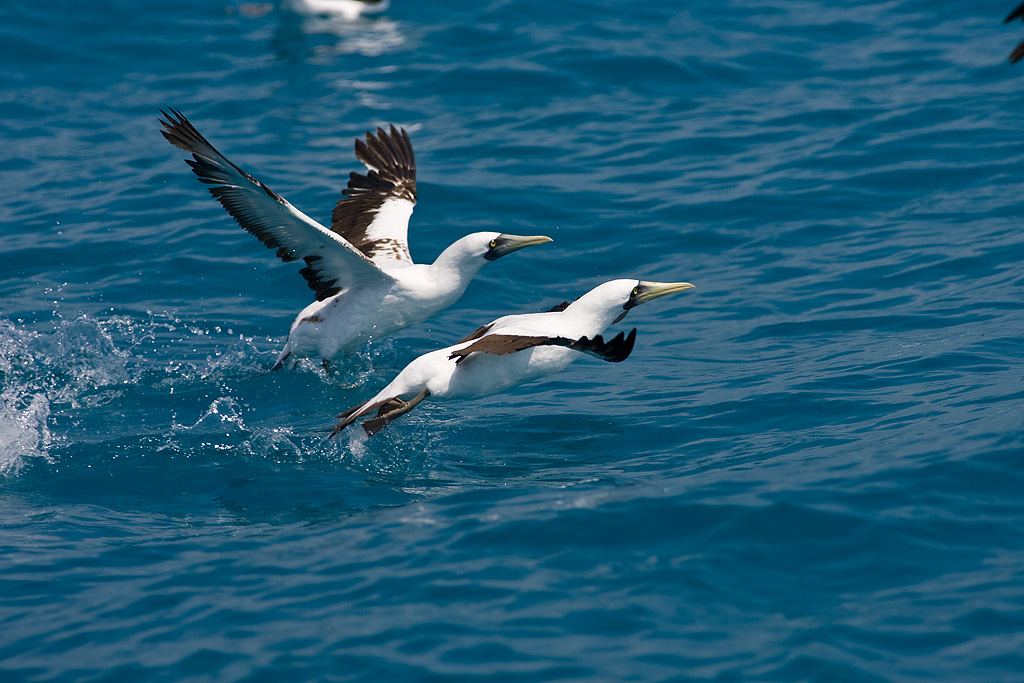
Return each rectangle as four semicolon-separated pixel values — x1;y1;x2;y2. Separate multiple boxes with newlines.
0;310;387;473
0;314;184;474
0;391;52;475
0;316;134;473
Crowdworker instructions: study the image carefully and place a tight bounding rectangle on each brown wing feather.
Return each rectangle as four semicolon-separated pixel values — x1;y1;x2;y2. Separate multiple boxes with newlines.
331;125;416;265
455;323;495;344
449;334;568;364
448;329;638;364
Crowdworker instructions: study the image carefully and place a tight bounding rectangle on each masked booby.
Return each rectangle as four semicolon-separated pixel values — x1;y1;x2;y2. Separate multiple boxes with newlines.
331;279;695;436
286;0;388;20
159;109;552;370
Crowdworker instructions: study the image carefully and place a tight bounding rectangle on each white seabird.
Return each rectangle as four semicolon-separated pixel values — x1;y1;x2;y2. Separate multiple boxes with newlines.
331;279;695;436
159;109;552;370
286;0;389;20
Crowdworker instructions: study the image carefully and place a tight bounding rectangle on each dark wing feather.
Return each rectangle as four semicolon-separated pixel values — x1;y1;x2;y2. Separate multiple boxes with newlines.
331;394;399;436
160;108;391;300
448;328;638;364
1007;1;1024;23
449;334;564;364
569;329;637;363
1011;40;1024;64
455;301;573;347
455;323;495;344
331;125;417;268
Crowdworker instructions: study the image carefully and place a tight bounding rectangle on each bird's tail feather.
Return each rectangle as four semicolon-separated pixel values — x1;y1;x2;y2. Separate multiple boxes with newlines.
272;344;297;371
331;394;400;437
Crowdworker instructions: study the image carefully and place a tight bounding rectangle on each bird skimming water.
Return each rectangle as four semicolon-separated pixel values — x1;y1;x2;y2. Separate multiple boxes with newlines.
160;109;552;371
331;279;695;436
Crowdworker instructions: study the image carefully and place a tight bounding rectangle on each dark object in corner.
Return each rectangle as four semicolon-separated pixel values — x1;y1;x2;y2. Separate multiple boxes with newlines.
1005;2;1024;63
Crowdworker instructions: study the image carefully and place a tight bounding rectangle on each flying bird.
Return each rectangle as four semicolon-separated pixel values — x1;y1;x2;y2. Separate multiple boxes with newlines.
331;279;695;436
285;0;389;20
159;109;551;370
1006;2;1024;63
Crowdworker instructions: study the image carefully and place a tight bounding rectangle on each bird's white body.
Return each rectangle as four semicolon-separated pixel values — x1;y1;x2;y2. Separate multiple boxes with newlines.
160;110;550;370
286;0;389;20
333;279;695;435
277;234;502;363
375;315;585;402
424;289;632;398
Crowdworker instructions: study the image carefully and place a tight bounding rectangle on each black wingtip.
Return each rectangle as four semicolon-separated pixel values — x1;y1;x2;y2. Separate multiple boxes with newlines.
1007;2;1024;23
159;106;184;121
606;328;637;363
1011;41;1024;64
158;107;189;136
623;328;638;361
158;107;213;157
569;328;637;363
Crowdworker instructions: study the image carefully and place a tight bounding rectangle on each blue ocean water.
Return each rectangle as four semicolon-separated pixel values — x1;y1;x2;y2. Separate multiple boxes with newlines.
2;0;1024;680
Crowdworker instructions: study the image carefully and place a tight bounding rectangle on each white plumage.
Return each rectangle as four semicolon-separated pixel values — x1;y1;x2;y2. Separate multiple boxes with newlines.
160;109;551;370
332;279;695;436
285;0;389;20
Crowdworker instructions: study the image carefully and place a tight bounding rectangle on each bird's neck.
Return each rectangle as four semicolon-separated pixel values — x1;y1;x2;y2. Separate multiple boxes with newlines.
428;242;486;293
563;299;623;337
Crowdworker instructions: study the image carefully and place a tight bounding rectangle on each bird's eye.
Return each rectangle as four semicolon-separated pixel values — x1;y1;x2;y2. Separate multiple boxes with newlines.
631;287;640;297
489;240;497;248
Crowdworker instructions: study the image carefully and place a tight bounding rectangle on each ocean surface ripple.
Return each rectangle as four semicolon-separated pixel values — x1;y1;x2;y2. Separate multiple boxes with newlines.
2;0;1024;681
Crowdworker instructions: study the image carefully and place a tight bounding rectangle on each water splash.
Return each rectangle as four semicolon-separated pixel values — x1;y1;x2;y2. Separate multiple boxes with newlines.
0;313;289;474
0;391;52;475
0;316;133;474
0;310;421;476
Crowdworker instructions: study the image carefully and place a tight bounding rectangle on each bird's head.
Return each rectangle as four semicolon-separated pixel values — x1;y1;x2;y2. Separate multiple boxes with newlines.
437;232;553;274
571;278;696;325
476;232;553;261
